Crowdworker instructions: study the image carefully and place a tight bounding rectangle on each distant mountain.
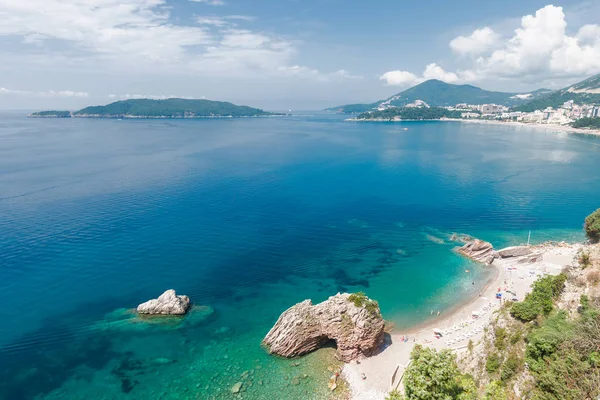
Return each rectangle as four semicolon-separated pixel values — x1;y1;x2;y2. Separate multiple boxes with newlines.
514;74;600;112
29;98;280;119
326;80;548;113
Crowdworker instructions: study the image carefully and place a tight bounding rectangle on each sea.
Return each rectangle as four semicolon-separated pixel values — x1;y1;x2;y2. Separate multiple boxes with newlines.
1;112;599;399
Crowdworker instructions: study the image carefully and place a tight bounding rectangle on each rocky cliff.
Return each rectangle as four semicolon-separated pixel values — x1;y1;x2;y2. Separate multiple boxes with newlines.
457;239;497;264
262;293;385;362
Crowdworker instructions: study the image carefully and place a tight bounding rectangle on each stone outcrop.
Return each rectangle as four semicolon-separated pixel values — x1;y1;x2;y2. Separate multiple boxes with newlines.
262;293;385;362
137;289;191;315
458;239;497;264
497;246;533;258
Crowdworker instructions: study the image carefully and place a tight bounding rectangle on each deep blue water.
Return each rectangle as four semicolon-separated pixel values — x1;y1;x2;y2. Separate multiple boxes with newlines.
1;113;599;399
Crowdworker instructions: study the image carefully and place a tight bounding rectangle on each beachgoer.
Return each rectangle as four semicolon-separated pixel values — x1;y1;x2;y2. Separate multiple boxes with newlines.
437;311;440;315
361;373;366;380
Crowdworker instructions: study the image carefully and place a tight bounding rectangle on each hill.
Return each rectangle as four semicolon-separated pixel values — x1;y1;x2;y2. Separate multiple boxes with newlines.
29;98;279;118
326;80;547;113
515;74;600;112
354;106;462;121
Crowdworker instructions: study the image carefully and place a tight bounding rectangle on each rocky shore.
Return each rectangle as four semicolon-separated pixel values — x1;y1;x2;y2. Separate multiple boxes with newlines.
343;239;583;399
263;293;385;362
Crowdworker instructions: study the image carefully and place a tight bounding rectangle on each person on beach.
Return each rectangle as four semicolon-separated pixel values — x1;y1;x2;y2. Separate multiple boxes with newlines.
437;311;440;315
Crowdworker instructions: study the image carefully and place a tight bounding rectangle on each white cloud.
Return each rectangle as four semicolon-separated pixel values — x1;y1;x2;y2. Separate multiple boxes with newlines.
189;0;225;5
379;70;421;86
195;15;255;27
457;5;600;82
196;17;229;27
278;66;363;82
382;5;600;89
380;63;459;86
0;88;88;97
450;27;499;55
0;0;357;83
422;63;459;82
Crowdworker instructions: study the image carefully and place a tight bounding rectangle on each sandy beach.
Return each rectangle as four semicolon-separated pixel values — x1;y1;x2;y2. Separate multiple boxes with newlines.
343;242;582;399
442;118;600;137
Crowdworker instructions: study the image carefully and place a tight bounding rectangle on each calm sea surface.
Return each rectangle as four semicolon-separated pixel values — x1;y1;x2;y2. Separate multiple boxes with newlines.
1;112;599;399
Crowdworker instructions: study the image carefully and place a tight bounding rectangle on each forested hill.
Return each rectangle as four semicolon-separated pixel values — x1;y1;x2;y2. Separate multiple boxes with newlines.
29;98;281;118
326;80;548;114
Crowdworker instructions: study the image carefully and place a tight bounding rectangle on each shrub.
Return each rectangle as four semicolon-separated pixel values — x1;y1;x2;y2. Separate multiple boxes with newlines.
579;252;592;268
486;353;501;373
511;274;567;322
385;390;404;400
585;208;600;242
500;353;521;382
525;311;572;372
587;270;600;286
494;327;507;350
484;381;507;400
347;292;380;315
403;345;477;400
509;328;522;345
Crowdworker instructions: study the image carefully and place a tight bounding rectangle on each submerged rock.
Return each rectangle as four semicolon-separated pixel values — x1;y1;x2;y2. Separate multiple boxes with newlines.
231;382;242;394
262;293;385;362
457;239;497;264
137;290;191;315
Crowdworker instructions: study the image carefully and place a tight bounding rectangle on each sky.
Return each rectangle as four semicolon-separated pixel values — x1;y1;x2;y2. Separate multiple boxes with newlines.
1;0;600;110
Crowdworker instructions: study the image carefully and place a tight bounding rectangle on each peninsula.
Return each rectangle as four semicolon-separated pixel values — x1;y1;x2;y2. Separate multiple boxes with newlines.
28;98;284;119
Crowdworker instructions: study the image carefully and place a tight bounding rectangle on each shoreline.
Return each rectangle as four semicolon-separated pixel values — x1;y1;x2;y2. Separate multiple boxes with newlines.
346;116;600;137
442;118;600;137
343;241;582;399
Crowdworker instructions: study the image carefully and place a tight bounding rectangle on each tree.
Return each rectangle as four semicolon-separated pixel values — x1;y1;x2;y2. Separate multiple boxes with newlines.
403;345;477;400
584;208;600;243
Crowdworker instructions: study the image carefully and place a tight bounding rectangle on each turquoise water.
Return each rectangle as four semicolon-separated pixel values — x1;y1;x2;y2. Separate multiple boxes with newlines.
1;113;599;399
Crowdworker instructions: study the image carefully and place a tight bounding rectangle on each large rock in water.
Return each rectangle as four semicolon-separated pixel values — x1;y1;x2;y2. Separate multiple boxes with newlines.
497;246;532;258
137;290;191;315
458;239;497;264
262;293;385;362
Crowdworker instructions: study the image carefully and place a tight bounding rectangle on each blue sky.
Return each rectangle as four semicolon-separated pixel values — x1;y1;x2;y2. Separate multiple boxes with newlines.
0;0;599;110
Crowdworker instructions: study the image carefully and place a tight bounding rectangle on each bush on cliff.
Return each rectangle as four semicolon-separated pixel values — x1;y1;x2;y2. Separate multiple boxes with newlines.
510;274;567;322
403;345;477;400
584;208;600;242
347;292;380;315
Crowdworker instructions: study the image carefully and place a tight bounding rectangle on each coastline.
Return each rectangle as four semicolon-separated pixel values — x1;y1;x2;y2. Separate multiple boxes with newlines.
346;116;600;137
343;241;582;400
443;118;600;137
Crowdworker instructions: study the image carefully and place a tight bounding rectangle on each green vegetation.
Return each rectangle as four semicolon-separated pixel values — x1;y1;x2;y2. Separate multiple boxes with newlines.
385;389;404;400
356;106;462;121
499;353;521;382
510;274;567;322
572;117;600;129
485;353;501;373
584;208;600;242
347;292;380;315
515;74;600;112
328;79;544;113
31;99;279;119
29;110;70;117
524;305;600;400
579;251;592;268
403;345;477;400
325;103;377;114
494;327;507;350
484;381;508;400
